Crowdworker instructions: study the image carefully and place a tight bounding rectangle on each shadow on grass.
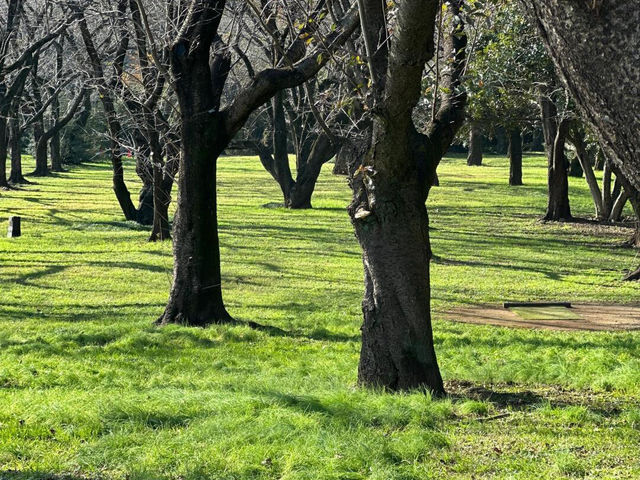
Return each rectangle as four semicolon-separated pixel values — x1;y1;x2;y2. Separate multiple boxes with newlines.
245;319;360;343
0;472;94;480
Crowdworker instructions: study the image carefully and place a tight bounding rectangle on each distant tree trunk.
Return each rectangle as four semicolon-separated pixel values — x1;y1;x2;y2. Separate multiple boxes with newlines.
8;119;27;184
272;92;295;204
494;125;508;155
544;118;572;221
149;139;177;242
466;124;483;166
508;128;523;186
0;119;8;188
288;134;340;209
32;119;50;177
540;95;571;221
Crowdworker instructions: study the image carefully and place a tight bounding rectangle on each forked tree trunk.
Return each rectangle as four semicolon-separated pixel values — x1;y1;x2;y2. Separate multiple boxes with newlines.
508;128;522;186
466;124;483;166
544;119;572;221
288;134;339;209
0;119;8;188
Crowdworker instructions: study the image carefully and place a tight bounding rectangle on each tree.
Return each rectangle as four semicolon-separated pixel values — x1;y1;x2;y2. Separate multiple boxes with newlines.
156;0;360;326
348;0;467;393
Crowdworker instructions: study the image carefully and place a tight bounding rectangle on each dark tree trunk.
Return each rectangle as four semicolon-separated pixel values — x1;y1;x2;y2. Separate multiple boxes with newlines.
50;131;62;172
521;2;640;191
8;119;27;184
149;141;177;242
32;128;50;177
508;128;523;186
0;119;8;188
466;124;483;166
544;118;572;221
351;170;443;392
271;92;295;203
349;0;466;394
540;95;571;221
157;116;231;326
289;134;339;209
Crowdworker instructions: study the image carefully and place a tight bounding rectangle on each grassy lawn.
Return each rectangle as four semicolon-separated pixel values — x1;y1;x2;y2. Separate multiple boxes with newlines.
0;154;639;479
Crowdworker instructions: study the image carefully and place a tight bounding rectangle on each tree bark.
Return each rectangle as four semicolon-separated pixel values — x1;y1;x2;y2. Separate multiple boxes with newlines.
520;2;640;191
540;95;571;221
466;124;483;166
508;128;522;186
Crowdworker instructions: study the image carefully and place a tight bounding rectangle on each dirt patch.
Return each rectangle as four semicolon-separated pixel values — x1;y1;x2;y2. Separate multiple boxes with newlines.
444;304;640;331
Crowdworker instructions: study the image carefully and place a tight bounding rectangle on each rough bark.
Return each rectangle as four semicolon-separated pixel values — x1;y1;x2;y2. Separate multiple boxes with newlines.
508;128;522;186
544;118;571;221
520;1;640;191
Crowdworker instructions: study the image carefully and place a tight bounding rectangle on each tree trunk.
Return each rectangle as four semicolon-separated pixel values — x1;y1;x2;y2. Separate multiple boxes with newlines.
508;128;523;186
608;190;628;222
50;132;63;172
602;159;613;217
289;134;339;209
32;130;50;177
0;119;8;188
544;118;572;221
351;181;443;392
466;124;483;166
8;119;27;184
272;92;295;203
157;116;231;326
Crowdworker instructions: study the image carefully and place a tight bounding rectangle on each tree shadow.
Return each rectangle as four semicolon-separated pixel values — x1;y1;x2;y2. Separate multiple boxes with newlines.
244;319;360;343
0;471;94;480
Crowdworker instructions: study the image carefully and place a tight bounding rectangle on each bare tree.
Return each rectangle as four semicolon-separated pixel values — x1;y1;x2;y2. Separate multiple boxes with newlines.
156;0;360;326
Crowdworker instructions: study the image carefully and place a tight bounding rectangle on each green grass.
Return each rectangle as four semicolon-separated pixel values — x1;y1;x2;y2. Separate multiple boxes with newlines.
0;153;639;479
509;306;581;320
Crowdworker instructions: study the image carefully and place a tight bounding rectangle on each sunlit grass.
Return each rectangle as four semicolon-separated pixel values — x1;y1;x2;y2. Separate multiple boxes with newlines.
0;154;638;479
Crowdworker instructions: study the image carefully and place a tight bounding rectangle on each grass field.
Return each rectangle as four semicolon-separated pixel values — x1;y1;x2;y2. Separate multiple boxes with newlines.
1;154;639;479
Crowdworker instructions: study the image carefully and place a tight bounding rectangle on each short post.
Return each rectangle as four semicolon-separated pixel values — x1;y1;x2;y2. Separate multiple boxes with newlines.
8;216;21;238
